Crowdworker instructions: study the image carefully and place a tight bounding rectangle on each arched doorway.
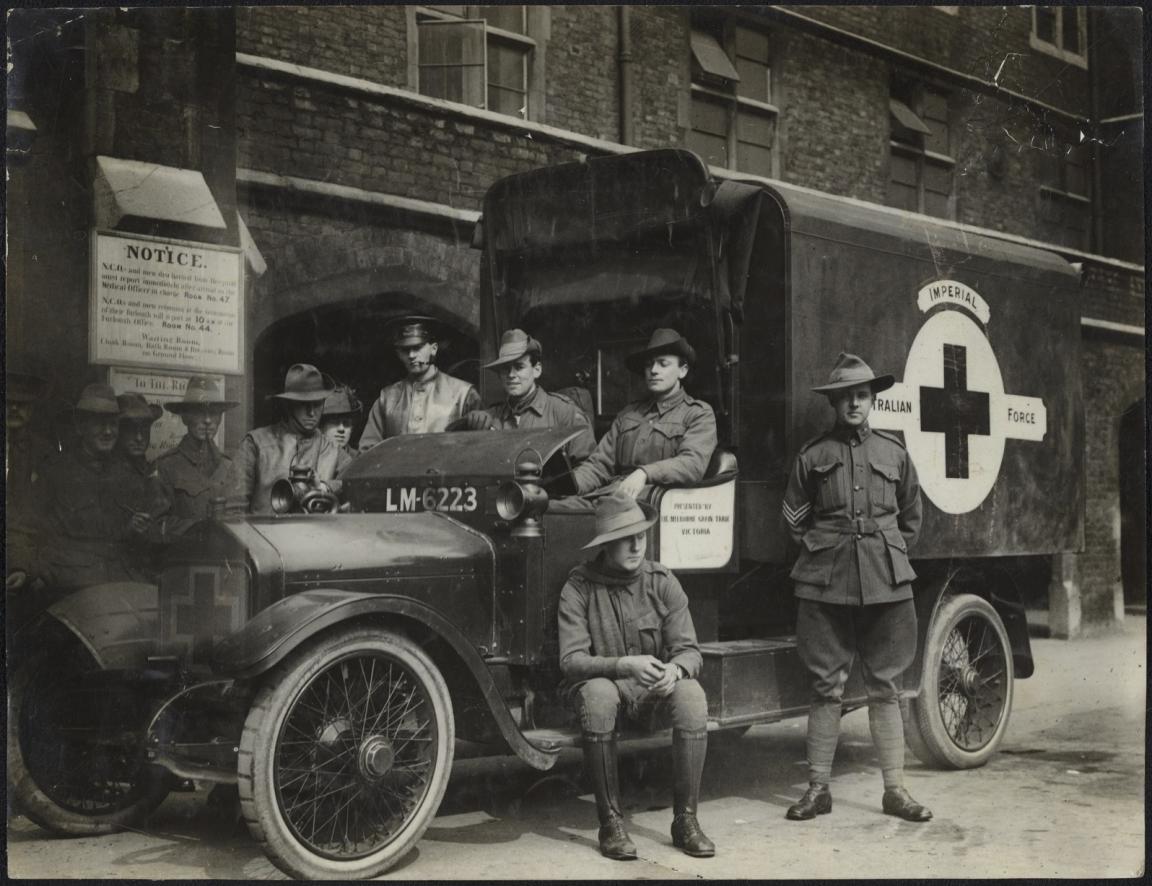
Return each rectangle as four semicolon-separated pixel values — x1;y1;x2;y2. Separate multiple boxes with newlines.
252;292;480;446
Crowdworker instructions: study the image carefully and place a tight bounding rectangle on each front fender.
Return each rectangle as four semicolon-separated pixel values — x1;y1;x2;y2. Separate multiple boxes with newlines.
211;589;559;771
10;582;160;670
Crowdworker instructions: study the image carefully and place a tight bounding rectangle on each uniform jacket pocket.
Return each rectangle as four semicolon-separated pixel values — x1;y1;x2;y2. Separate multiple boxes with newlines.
811;460;845;511
790;529;843;587
869;461;900;513
632;611;663;657
882;528;917;585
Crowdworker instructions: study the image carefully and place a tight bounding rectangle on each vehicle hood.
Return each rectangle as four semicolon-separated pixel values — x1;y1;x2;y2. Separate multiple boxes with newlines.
237;512;493;580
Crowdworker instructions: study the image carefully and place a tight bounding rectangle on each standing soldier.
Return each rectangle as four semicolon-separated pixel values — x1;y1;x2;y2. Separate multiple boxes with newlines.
781;352;931;823
558;492;715;861
155;377;240;536
456;328;595;462
32;383;151;588
237;364;351;514
556;329;716;510
358;316;482;448
113;393;170;579
319;381;363;458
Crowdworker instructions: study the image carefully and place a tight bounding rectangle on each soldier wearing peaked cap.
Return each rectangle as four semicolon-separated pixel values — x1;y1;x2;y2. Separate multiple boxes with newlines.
358;316;482;449
154;377;240;535
237;365;352;514
781;352;931;824
454;329;595;462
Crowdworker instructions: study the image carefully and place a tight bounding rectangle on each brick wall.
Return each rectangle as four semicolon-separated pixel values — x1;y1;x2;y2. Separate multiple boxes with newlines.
546;5;619;140
628;6;688;151
795;5;1092;114
1078;334;1145;623
774;28;889;203
236;5;408;88
237;69;593;214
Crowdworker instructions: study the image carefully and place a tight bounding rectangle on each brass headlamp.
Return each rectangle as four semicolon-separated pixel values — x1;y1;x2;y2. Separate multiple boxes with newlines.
496;447;549;537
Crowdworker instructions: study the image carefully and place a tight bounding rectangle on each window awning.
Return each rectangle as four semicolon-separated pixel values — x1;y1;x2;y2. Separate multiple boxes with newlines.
889;99;932;135
94;155;227;229
7;109;36;133
691;31;740;82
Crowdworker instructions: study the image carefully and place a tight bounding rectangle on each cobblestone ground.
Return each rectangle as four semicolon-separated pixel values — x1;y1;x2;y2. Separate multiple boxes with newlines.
7;617;1145;879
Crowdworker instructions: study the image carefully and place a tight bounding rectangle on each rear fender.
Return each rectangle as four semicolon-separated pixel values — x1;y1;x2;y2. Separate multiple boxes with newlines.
211;589;558;771
907;565;1035;696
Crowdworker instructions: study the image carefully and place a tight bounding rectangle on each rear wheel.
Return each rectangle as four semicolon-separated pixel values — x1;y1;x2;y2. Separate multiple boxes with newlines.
906;594;1014;769
238;627;454;880
7;642;168;834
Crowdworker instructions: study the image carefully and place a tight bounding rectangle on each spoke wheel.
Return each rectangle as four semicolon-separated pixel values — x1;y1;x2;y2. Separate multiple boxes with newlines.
239;627;454;880
7;642;168;834
906;594;1014;769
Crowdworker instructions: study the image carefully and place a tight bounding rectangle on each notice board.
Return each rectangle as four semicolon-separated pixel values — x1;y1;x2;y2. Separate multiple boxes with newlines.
91;231;243;375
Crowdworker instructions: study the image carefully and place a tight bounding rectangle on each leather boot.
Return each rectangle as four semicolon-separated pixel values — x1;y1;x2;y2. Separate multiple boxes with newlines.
583;732;637;860
671;728;715;857
786;782;832;820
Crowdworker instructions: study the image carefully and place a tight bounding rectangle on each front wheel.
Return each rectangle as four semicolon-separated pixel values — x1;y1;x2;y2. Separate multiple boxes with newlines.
906;594;1014;769
7;642;168;834
238;626;455;880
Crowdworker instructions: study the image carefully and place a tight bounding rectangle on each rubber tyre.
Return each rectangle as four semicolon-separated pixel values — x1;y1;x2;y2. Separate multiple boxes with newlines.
7;644;168;835
238;627;455;880
906;594;1014;769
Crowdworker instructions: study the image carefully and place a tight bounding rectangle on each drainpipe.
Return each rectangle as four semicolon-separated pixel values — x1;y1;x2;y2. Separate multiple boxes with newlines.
618;6;634;145
1087;6;1104;254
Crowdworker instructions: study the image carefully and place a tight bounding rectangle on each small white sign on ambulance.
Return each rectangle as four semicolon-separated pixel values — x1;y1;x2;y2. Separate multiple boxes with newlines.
658;481;736;570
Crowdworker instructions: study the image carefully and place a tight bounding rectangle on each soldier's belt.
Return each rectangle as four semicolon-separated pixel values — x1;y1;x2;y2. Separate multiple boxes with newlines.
819;516;899;535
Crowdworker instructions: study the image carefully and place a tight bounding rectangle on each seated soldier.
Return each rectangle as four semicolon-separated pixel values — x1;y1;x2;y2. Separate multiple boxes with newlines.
554;329;716;511
113;393;171;577
558;492;715;861
455;328;595;462
236;364;351;514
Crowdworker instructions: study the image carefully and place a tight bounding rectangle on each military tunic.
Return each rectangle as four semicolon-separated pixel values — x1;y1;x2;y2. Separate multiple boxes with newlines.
485;385;596;462
155;435;238;535
782;423;922;605
359;369;482;448
571;387;717;494
31;448;149;588
237;422;351;514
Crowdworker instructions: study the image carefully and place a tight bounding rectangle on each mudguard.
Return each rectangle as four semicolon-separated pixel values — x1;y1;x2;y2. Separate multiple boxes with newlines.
12;582;161;671
907;566;1035;696
211;589;559;771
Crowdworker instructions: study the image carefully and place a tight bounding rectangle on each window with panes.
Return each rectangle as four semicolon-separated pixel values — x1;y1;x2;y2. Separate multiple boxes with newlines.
1030;6;1087;66
416;6;534;118
888;82;954;219
1038;126;1092;249
686;23;777;177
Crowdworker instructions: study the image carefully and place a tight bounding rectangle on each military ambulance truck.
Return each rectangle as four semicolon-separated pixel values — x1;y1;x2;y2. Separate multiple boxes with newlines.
7;149;1082;879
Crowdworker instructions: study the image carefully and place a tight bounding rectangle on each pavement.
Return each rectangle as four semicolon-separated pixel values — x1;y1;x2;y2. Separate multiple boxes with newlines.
7;616;1146;880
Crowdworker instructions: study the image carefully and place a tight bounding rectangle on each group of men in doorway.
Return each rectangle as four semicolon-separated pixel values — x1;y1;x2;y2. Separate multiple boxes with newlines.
6;314;931;860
